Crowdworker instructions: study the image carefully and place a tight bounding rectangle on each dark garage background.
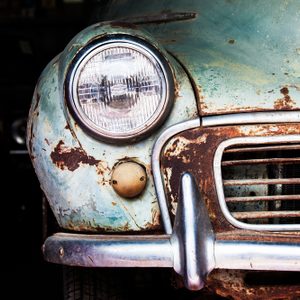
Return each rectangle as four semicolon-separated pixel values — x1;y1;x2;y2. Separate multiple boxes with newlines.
0;1;96;298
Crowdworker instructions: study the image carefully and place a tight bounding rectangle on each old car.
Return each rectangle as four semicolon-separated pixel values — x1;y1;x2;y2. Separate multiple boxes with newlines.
27;0;300;299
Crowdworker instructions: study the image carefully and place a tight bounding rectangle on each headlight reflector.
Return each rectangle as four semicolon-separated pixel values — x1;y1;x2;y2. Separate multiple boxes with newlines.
66;36;173;143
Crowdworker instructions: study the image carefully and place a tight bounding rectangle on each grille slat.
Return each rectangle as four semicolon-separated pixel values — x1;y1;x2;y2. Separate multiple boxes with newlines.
225;195;300;203
223;178;300;186
222;157;300;167
225;144;300;153
219;140;300;227
233;211;300;220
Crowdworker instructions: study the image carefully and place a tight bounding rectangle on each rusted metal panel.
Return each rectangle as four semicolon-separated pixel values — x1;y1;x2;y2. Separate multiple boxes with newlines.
27;24;198;232
99;0;300;115
233;210;300;220
224;178;300;186
222;157;300;167
226;195;300;203
207;269;300;300
161;123;300;234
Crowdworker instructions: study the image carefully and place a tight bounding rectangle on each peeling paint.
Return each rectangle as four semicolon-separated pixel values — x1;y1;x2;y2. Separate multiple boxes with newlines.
162;123;300;233
27;22;198;232
104;0;300;115
50;140;101;172
274;87;296;110
207;269;300;300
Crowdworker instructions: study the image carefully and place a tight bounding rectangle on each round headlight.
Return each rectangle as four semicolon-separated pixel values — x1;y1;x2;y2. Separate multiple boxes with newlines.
65;35;174;143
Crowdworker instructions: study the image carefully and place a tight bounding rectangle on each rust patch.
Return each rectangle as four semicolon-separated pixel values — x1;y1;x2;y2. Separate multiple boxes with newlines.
174;79;180;99
96;161;110;176
28;122;34;156
201;106;272;116
96;161;111;186
280;87;289;95
197;85;208;113
50;140;101;172
207;269;300;300
144;207;161;230
33;92;40;112
161;123;300;233
64;121;83;149
274;87;296;110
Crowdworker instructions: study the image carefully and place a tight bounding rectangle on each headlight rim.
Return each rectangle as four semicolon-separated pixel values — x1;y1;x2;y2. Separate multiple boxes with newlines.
64;33;175;144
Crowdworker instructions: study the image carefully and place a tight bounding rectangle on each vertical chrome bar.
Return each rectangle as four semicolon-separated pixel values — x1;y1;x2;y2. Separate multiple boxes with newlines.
151;119;200;234
172;172;215;290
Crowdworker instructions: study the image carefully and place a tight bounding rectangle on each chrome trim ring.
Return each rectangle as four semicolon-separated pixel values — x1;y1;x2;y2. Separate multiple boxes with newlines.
65;34;174;143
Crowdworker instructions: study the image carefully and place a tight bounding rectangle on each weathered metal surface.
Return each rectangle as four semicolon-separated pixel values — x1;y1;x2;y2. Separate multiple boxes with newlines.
233;210;300;220
44;233;174;268
226;195;300;203
161;123;300;234
207;269;300;300
224;178;300;186
27;23;198;232
215;134;300;230
225;144;300;153
42;174;300;296
222;157;300;167
98;0;300;115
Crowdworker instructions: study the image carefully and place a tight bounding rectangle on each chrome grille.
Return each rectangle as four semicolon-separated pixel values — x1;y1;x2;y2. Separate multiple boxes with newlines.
214;135;300;230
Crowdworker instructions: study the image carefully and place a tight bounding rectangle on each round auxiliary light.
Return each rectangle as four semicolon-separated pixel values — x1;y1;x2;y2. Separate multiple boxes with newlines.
65;35;174;143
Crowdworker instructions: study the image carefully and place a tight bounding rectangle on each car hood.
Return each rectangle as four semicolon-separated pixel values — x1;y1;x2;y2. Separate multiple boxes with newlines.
98;0;300;115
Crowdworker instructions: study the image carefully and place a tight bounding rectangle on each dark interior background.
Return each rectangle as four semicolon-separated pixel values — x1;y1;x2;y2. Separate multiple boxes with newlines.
0;1;102;298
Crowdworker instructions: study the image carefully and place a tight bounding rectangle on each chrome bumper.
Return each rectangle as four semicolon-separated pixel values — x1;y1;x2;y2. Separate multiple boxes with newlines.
43;173;300;291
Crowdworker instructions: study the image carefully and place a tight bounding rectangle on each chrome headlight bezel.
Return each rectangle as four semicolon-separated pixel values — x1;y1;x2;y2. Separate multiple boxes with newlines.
65;34;174;144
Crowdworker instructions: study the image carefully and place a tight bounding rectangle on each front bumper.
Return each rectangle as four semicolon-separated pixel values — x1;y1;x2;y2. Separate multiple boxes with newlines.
44;173;300;291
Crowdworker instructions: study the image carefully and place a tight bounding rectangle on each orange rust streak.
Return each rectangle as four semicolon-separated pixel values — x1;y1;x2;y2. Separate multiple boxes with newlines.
232;210;300;220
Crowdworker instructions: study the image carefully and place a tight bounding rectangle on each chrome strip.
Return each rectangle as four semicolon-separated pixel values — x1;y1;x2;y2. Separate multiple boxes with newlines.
44;172;300;291
152;118;201;234
215;240;300;271
44;173;216;290
202;111;300;127
214;135;300;231
44;233;173;268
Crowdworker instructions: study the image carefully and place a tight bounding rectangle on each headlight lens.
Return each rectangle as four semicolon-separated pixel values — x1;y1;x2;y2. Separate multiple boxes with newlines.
66;36;174;143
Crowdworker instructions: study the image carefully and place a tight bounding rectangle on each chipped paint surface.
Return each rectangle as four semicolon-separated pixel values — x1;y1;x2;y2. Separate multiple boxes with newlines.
207;269;300;300
161;123;300;233
27;24;197;232
100;0;300;114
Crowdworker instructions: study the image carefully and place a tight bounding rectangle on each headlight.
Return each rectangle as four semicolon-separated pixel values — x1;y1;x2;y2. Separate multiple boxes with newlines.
65;35;174;143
